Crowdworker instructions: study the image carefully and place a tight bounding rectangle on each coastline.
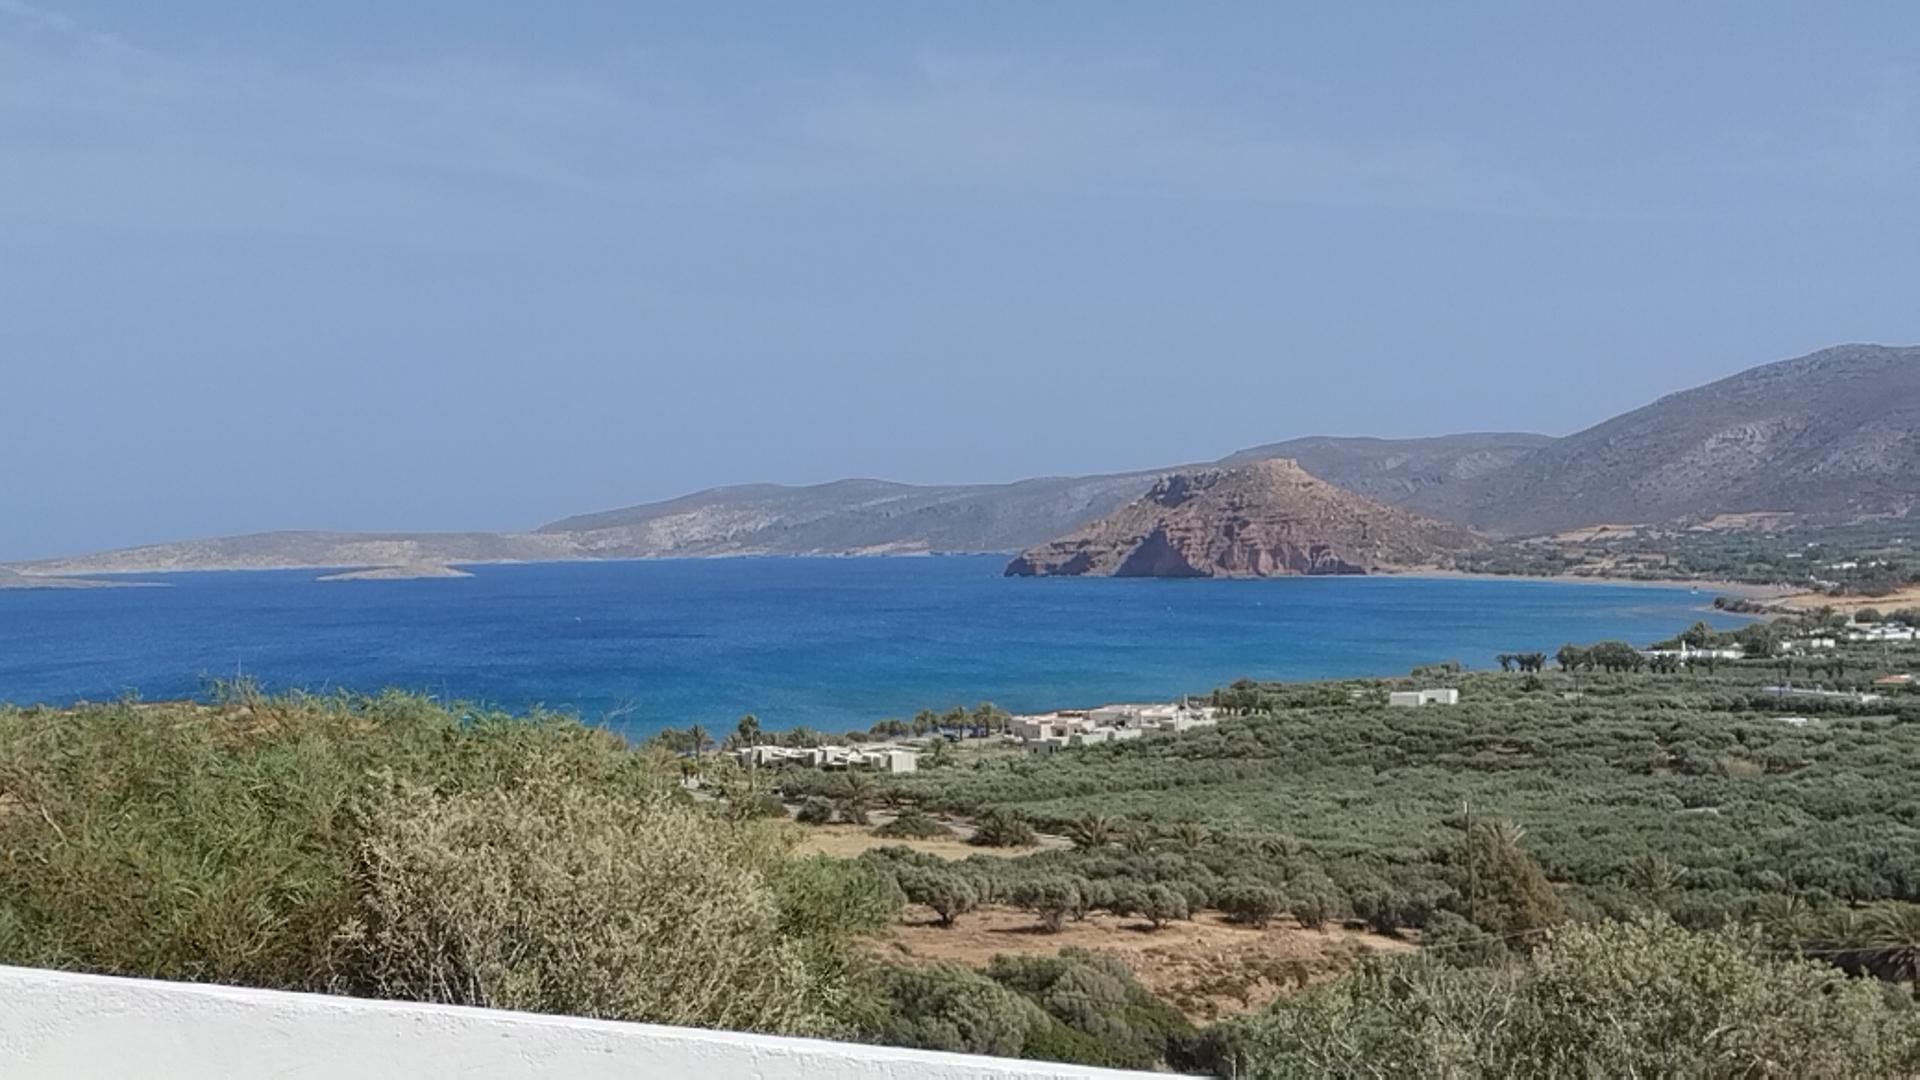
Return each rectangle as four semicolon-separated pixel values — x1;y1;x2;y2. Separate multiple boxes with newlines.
1389;567;1792;600
6;549;1805;597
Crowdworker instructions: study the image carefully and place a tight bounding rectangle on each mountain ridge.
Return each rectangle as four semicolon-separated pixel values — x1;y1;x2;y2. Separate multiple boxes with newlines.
10;343;1914;575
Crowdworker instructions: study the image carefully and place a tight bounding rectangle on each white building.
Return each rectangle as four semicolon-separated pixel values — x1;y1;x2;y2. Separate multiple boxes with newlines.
1642;643;1746;661
1760;686;1885;705
1009;701;1217;752
1848;624;1919;643
1781;637;1836;652
1008;712;1094;741
732;743;917;774
1388;688;1460;707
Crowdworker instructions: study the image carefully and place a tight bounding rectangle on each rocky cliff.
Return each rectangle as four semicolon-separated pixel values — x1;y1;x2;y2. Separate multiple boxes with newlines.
1005;459;1481;578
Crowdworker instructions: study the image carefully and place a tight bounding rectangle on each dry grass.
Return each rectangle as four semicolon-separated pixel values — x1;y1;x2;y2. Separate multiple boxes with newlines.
789;820;1073;861
872;903;1414;1023
1781;582;1920;613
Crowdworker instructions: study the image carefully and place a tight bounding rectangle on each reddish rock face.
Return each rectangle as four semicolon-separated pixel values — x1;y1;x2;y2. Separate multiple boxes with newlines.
1006;459;1481;579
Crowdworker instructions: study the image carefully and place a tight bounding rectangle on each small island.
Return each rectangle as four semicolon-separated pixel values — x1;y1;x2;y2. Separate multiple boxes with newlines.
315;563;474;582
0;568;146;590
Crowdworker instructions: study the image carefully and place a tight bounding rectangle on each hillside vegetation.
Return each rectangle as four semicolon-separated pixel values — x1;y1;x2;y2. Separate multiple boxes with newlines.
5;671;1920;1074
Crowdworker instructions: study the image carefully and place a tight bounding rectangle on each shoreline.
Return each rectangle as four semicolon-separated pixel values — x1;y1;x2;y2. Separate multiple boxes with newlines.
5;551;1801;598
1388;567;1792;600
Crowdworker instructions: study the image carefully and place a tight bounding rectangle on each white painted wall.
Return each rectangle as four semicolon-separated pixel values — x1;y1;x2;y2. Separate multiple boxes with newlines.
0;964;1163;1080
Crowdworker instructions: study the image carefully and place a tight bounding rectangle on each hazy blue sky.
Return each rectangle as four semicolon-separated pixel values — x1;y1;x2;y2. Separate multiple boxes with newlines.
5;3;1919;559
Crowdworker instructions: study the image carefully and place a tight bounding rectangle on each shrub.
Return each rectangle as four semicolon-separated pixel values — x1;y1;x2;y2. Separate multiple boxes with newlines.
1207;918;1920;1078
985;949;1196;1070
899;868;977;927
1219;884;1286;929
1011;878;1082;933
1461;821;1565;939
1077;878;1116;918
746;792;790;818
332;771;841;1035
795;796;834;825
1138;884;1189;929
860;962;1052;1059
969;809;1037;848
1420;910;1509;968
874;810;953;840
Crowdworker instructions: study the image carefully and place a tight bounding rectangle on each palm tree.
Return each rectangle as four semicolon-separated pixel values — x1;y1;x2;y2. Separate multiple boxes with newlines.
1623;851;1684;899
1168;821;1210;851
1478;819;1527;849
688;723;713;757
1067;813;1118;850
1119;825;1156;855
735;714;760;748
1259;826;1305;860
1753;894;1820;952
835;769;876;825
1865;902;1920;991
922;738;955;769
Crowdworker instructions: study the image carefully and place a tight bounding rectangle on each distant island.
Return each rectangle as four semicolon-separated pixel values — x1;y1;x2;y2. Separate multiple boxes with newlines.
6;343;1917;583
0;568;148;591
315;564;474;582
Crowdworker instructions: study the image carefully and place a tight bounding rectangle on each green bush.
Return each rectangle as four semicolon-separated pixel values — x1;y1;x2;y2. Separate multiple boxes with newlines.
1208;918;1920;1078
334;772;838;1033
858;962;1051;1059
873;810;953;839
1010;878;1081;933
1219;883;1287;928
897;867;977;927
794;796;834;825
1138;884;1189;929
0;694;864;1038
985;949;1196;1069
969;808;1037;848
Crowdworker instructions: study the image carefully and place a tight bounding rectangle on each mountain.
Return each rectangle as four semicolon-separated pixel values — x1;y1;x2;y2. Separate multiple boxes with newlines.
1422;344;1920;536
1223;433;1552;509
535;473;1170;557
1005;459;1482;578
12;344;1914;573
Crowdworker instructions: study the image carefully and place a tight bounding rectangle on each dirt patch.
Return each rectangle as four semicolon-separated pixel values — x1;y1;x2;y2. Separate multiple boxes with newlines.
792;823;987;861
872;903;1414;1023
1780;583;1920;613
789;819;1073;860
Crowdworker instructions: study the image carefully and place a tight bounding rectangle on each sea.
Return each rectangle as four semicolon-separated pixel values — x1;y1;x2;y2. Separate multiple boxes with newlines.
0;556;1745;740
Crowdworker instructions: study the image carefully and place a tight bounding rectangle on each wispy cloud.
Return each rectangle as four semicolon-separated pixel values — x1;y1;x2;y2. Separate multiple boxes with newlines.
780;55;1542;214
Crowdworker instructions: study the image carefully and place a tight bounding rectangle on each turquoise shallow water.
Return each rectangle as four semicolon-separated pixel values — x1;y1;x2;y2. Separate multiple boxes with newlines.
0;556;1742;738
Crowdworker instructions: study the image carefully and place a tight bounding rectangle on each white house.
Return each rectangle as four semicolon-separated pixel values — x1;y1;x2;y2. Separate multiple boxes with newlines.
1848;624;1918;643
1009;712;1094;741
1642;643;1746;661
1389;688;1460;707
732;743;917;774
1781;637;1836;652
1760;686;1885;705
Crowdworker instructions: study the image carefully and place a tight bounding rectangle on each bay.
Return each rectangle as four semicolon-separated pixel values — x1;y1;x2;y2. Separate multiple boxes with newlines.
0;556;1743;739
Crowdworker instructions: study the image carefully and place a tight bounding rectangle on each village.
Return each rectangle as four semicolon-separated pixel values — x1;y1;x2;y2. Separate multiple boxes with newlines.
731;699;1225;774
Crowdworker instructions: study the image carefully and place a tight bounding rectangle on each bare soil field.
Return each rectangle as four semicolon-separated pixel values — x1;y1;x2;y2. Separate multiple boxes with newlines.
790;820;1073;860
1782;583;1920;613
872;903;1414;1023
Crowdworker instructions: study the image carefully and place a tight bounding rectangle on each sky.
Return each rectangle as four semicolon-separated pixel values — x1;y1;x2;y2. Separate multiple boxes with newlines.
4;3;1919;560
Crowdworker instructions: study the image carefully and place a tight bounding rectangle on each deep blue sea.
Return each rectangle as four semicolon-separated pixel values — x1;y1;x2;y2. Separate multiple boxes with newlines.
0;557;1743;739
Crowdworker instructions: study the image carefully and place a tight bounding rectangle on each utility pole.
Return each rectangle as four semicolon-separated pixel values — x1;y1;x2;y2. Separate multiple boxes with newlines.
1464;798;1476;928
